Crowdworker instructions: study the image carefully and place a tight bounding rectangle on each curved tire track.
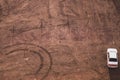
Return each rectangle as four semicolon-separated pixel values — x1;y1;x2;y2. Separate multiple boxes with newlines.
1;43;52;80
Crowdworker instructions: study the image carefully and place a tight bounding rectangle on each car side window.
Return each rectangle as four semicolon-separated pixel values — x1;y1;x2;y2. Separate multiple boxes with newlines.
108;53;109;58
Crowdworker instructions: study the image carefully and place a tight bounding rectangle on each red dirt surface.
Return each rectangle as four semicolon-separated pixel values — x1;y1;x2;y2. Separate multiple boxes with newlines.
0;0;120;80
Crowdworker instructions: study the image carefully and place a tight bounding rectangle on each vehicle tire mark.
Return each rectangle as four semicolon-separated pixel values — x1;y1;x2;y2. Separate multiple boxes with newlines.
1;43;52;80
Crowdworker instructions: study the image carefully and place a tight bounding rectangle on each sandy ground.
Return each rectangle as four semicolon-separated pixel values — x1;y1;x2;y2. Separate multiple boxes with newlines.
0;0;120;80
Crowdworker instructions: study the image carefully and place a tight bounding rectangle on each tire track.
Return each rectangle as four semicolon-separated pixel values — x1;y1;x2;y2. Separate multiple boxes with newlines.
109;68;120;80
1;43;52;80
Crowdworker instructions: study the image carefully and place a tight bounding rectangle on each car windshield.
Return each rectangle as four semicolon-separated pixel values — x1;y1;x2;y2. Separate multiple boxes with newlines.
109;58;117;62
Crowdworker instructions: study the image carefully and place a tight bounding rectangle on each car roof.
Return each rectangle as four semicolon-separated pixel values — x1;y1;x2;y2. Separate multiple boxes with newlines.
109;52;117;58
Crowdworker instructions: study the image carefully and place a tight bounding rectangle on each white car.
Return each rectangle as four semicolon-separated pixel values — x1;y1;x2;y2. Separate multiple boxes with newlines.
107;48;118;68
